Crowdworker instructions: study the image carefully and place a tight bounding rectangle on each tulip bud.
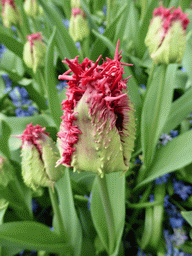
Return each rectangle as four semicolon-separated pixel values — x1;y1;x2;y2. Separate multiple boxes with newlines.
145;6;190;64
23;33;46;73
71;0;80;8
16;123;64;190
24;0;42;18
56;40;136;177
1;0;20;28
0;155;15;188
69;8;89;42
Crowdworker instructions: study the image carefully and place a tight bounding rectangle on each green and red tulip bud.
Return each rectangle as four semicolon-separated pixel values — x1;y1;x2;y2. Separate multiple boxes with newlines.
145;6;190;64
24;0;42;18
69;7;89;42
1;0;20;28
16;123;64;191
23;32;46;73
57;40;136;177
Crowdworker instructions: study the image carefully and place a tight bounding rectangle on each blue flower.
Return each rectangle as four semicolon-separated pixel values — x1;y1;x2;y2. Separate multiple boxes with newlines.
170;130;179;138
2;74;12;93
75;41;81;51
103;5;107;16
173;179;192;201
0;44;6;58
56;81;67;93
172;228;188;246
98;26;105;34
169;217;185;229
62;19;69;29
159;133;172;145
155;173;171;185
149;194;154;202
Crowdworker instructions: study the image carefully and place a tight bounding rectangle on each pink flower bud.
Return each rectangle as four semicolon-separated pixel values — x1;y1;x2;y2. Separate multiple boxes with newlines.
16;123;64;190
145;6;190;64
1;0;20;28
57;40;136;177
23;32;46;73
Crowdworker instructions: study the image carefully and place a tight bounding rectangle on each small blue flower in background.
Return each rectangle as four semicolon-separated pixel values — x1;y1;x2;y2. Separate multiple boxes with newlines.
159;133;172;145
56;80;67;93
0;44;6;58
103;5;107;16
2;74;37;117
149;194;154;202
172;228;188;246
98;26;105;34
181;67;186;72
62;19;69;29
170;130;179;138
75;41;81;51
173;179;192;201
2;74;12;93
164;195;185;229
164;229;189;256
155;173;171;185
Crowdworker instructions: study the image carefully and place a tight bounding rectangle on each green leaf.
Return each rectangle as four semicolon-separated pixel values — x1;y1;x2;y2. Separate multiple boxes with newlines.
38;0;81;61
0;25;23;58
0;120;11;158
181;211;192;227
135;129;192;190
55;170;82;256
90;3;127;61
0;199;9;225
45;27;63;129
163;87;192;134
182;32;192;83
141;207;153;250
141;64;177;172
91;173;125;256
0;221;71;253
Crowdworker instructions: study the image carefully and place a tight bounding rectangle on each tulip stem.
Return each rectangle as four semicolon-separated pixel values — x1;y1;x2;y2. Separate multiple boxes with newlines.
48;187;66;239
97;175;115;254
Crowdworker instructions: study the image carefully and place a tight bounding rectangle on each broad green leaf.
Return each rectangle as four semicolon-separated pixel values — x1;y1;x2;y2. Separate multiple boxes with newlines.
55;170;82;256
169;0;179;8
90;3;127;61
0;25;23;58
182;31;192;83
141;64;177;172
0;49;24;77
179;0;192;11
18;79;48;110
181;211;192;227
45;27;62;129
141;207;153;250
0;221;71;253
163;87;192;134
0;120;11;158
91;173;125;256
38;0;81;61
135;129;192;190
0;199;9;225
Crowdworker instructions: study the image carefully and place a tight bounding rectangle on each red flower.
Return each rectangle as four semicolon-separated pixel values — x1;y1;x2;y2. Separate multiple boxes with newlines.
145;6;190;64
57;40;136;176
15;123;64;190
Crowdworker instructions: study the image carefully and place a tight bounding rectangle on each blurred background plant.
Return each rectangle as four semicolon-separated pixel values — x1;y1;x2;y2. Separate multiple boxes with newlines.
0;0;192;255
